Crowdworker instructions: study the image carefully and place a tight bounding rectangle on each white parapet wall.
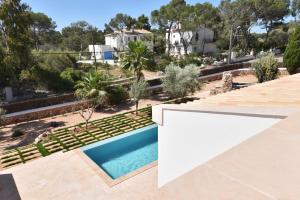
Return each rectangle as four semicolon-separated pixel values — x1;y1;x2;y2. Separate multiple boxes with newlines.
152;105;282;187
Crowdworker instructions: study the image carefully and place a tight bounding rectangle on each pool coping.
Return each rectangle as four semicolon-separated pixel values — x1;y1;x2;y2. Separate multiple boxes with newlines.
77;124;158;187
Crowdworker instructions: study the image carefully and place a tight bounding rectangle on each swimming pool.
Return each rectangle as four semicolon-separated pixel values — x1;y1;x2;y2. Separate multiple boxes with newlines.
81;124;158;179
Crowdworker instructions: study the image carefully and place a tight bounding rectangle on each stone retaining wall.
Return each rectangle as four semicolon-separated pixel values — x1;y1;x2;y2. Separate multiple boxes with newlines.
2;93;75;114
2;101;88;126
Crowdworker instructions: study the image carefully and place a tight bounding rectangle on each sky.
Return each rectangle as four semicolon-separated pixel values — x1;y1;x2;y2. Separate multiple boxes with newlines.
22;0;278;33
22;0;221;31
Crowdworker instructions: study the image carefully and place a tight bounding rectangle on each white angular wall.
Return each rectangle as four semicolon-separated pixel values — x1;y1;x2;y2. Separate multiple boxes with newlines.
155;109;280;187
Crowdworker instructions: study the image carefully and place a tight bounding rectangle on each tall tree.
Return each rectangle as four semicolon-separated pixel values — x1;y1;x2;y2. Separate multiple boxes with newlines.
220;0;257;61
104;13;136;32
177;4;194;55
193;3;222;54
253;0;290;36
29;12;59;50
151;0;186;56
0;0;33;74
136;14;151;30
61;21;104;51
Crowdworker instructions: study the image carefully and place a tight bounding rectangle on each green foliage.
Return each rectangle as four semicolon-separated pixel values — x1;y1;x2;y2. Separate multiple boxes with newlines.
0;48;16;88
121;41;153;80
37;53;77;72
291;0;300;21
60;68;82;86
162;63;200;98
31;65;73;92
36;143;50;156
61;21;104;51
265;29;289;51
136;14;151;30
0;0;33;75
252;53;279;83
29;12;60;50
75;71;108;102
156;55;172;71
104;13;136;32
130;79;148;115
253;0;290;34
284;27;300;74
106;86;129;105
75;71;108;129
175;55;202;68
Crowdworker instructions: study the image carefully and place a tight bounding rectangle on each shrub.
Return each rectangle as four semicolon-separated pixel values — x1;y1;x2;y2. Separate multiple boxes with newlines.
284;27;300;74
252;53;279;83
162;63;200;99
60;68;82;86
106;85;129;105
32;65;74;92
49;121;64;128
12;129;24;138
175;55;202;68
155;55;172;71
130;79;148;115
38;53;77;72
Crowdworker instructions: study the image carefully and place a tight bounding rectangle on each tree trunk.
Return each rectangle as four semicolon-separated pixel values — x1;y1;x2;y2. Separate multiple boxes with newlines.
1;26;9;51
85;120;88;130
184;44;188;55
228;25;233;64
135;101;139;116
167;22;173;56
202;26;206;56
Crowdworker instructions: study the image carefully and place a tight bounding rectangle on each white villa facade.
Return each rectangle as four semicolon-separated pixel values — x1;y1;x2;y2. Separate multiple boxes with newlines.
167;27;217;56
105;29;153;51
88;45;114;60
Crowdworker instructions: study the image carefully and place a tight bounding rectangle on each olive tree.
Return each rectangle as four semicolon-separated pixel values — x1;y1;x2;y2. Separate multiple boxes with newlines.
162;63;200;99
130;79;148;115
252;53;279;83
75;71;108;130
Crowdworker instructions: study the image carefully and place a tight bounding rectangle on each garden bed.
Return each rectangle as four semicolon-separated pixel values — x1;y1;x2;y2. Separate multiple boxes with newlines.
0;98;191;169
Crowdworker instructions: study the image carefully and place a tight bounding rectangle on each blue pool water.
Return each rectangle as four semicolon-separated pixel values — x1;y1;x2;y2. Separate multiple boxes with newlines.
81;125;158;179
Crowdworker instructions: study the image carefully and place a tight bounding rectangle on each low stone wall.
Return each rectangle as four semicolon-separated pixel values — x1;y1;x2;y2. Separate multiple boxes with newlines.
2;101;88;126
199;68;288;82
2;93;75;114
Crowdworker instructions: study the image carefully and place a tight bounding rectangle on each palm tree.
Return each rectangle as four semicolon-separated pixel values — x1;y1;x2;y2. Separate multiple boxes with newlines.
120;41;152;81
75;71;108;130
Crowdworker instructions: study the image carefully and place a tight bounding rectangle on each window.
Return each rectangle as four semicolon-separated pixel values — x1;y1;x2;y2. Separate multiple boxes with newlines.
134;36;137;41
195;33;199;41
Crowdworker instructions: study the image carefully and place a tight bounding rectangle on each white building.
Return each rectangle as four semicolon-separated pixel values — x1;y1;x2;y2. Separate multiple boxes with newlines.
105;29;153;51
167;27;217;56
88;45;115;60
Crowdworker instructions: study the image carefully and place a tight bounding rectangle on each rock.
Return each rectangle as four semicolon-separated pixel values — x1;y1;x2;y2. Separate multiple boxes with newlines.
221;72;233;93
34;129;51;144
